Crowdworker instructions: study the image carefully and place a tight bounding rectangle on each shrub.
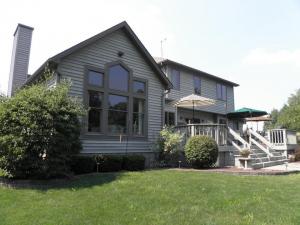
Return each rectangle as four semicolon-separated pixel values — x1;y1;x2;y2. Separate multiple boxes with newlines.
0;73;84;179
100;155;123;172
294;147;300;161
184;135;218;168
155;126;183;166
71;156;95;175
123;155;145;171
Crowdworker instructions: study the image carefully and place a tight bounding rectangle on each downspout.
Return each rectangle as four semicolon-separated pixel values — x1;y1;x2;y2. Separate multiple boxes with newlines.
161;88;170;127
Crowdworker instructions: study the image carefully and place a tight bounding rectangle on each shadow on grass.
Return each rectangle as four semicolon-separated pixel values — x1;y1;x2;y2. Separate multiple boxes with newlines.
0;172;123;191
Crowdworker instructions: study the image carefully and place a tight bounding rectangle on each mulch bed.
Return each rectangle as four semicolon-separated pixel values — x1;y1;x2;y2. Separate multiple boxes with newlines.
170;167;300;176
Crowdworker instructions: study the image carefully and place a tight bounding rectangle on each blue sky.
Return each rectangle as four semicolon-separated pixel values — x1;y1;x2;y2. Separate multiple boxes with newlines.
0;0;299;112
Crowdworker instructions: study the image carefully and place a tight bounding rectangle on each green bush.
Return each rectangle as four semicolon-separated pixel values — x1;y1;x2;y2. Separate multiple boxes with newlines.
100;155;123;172
184;136;218;168
123;155;145;171
0;75;84;179
71;156;95;174
294;147;300;161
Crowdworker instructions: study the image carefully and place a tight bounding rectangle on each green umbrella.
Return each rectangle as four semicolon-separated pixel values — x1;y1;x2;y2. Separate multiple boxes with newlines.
227;107;268;119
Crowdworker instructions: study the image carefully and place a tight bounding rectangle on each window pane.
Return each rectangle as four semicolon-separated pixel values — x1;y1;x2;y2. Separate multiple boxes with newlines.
133;81;145;94
222;85;227;100
171;69;180;90
133;113;144;135
133;98;145;113
109;64;129;91
88;109;101;132
165;112;175;126
108;95;128;111
193;76;201;95
108;111;127;134
88;70;103;87
168;112;175;125
89;91;102;108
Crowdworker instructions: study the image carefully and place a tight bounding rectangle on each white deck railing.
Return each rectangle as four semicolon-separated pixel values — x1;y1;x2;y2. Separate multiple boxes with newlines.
174;124;227;146
268;129;297;149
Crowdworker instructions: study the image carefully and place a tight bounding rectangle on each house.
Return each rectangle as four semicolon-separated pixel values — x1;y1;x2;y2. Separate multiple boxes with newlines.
8;22;295;168
155;58;239;126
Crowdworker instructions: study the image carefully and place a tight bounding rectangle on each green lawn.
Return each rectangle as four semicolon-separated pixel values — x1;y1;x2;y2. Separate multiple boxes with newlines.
1;170;300;225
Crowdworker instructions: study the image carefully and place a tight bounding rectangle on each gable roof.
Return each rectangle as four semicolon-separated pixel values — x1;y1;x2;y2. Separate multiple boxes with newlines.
155;58;239;87
26;21;173;89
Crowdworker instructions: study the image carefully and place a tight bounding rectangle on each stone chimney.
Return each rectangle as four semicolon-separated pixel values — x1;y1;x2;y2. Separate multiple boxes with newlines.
8;24;34;96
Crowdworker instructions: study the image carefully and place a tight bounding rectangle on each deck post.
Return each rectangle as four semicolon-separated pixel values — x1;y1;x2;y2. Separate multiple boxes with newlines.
216;125;219;145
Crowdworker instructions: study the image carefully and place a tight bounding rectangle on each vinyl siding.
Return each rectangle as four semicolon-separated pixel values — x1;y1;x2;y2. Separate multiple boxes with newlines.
165;65;235;115
57;29;164;154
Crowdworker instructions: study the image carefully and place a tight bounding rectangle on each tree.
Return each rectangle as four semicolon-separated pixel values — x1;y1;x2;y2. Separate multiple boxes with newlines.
277;89;300;131
264;109;279;130
0;76;84;179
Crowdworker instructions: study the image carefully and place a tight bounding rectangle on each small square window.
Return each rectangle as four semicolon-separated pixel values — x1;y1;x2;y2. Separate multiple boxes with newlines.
133;81;145;94
88;70;103;87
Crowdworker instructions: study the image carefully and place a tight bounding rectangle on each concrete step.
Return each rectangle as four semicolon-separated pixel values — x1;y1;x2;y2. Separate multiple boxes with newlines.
250;153;268;158
252;159;288;169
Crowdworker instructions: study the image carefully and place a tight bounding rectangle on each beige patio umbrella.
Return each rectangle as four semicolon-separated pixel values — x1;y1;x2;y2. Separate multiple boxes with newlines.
174;94;216;123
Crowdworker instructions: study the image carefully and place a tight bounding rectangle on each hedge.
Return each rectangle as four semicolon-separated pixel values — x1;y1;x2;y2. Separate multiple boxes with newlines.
70;154;146;174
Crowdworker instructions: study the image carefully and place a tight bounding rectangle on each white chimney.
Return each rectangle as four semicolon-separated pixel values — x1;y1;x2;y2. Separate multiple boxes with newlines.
8;24;34;96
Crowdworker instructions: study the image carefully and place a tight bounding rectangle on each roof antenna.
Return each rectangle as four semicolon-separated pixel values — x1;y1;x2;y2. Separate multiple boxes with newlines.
160;38;167;59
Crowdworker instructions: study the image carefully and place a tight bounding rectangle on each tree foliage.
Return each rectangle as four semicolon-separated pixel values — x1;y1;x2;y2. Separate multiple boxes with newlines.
0;77;84;179
264;89;300;132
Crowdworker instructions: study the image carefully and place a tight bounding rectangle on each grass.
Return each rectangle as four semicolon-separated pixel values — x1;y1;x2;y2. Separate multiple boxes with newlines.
1;170;300;225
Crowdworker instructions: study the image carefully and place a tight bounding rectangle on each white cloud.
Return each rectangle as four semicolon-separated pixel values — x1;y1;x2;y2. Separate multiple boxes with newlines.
242;48;300;66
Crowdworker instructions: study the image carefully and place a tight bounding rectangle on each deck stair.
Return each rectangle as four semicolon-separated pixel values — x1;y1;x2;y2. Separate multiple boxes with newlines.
234;147;288;169
229;127;288;169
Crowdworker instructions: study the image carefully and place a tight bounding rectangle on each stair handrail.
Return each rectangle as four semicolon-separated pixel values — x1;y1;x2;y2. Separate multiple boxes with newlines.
227;127;250;149
250;138;273;157
248;129;274;149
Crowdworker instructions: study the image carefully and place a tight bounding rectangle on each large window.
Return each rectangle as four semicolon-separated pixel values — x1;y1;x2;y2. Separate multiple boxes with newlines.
171;69;180;90
217;83;227;101
85;62;147;137
193;76;201;95
109;64;129;91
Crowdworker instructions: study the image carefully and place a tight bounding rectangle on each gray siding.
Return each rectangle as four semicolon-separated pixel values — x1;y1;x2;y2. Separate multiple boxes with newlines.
57;30;164;154
165;65;235;115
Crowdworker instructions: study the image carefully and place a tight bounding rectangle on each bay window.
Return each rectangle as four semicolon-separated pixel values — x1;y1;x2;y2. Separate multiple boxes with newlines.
85;62;147;138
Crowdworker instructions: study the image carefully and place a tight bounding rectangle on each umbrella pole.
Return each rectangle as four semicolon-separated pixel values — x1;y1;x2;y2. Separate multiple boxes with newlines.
192;100;195;123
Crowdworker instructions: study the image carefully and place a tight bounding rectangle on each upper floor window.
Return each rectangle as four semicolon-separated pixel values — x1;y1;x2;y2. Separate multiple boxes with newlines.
133;80;145;94
193;76;201;95
88;70;103;87
109;64;129;91
171;69;180;90
217;83;227;101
